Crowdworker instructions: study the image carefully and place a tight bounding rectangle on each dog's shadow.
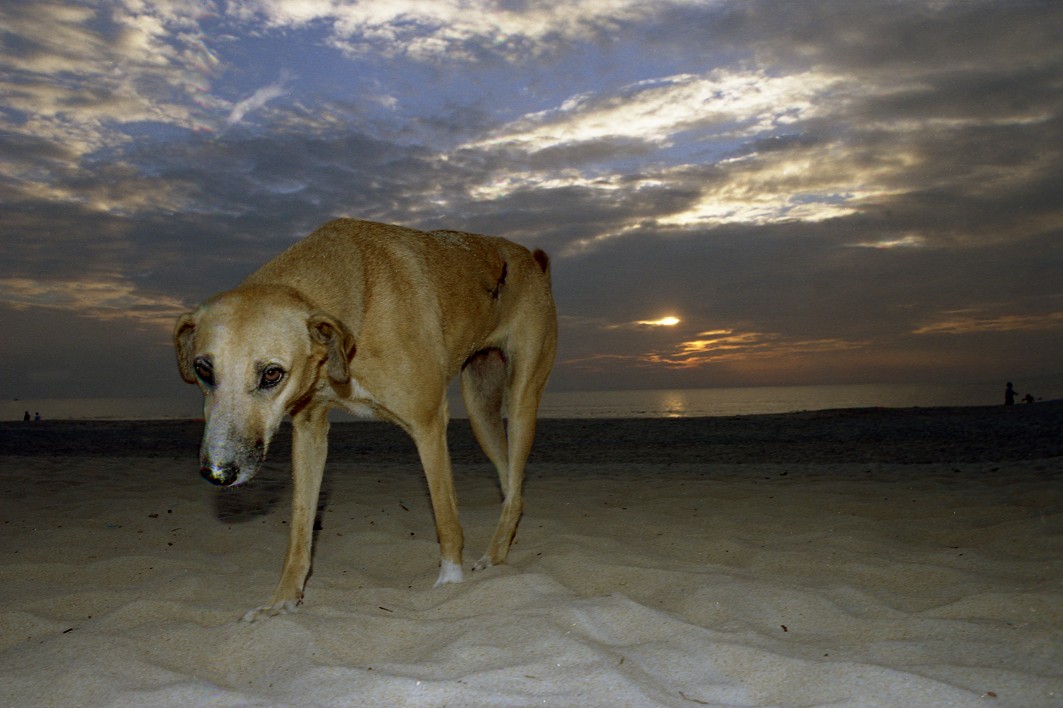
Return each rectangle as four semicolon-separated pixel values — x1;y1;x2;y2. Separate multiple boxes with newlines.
211;463;332;532
212;462;288;522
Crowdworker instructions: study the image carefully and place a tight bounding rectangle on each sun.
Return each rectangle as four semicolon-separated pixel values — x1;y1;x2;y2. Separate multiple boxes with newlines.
638;316;681;327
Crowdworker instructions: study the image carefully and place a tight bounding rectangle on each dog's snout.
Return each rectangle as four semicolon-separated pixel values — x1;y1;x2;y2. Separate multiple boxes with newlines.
201;463;240;486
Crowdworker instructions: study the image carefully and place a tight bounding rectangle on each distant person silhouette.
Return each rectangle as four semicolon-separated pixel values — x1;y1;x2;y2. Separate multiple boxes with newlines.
23;410;30;421
34;411;41;421
1004;382;1017;406
1023;393;1035;404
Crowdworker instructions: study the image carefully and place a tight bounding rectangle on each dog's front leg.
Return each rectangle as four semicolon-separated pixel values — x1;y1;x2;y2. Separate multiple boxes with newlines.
242;406;329;622
410;412;465;587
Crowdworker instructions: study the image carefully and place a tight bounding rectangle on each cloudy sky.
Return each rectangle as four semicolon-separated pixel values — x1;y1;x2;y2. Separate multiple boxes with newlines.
2;0;1061;403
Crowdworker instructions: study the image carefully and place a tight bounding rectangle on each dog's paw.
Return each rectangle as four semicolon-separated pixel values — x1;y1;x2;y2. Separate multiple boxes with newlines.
433;559;464;587
240;599;299;623
471;555;494;573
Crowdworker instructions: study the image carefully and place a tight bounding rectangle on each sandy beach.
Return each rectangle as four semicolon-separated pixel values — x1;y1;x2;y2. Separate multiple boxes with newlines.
1;404;1061;706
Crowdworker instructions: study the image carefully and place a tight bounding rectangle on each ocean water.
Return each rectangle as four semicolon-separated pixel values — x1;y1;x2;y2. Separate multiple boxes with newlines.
4;380;1054;422
530;383;1002;418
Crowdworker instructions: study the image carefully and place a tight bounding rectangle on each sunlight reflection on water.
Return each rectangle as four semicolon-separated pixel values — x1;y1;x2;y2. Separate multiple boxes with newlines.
3;379;1054;421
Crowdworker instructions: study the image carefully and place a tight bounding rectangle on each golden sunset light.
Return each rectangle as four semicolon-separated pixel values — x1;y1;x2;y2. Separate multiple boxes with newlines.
638;316;681;327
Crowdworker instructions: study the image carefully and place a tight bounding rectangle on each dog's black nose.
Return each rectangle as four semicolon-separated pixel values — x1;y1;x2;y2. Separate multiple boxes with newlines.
201;463;240;486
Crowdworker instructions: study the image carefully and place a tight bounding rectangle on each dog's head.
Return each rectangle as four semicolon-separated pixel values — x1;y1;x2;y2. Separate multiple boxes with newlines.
174;286;355;487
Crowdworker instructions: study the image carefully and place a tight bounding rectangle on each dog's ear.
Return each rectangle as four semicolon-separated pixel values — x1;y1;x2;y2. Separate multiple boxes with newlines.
308;313;356;384
174;312;199;384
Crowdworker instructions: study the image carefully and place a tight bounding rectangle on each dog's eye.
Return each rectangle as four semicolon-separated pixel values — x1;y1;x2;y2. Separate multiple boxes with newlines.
259;365;285;389
194;359;214;386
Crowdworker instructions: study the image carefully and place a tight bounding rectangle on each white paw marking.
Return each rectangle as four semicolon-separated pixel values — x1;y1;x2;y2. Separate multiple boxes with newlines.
240;599;298;623
434;559;464;587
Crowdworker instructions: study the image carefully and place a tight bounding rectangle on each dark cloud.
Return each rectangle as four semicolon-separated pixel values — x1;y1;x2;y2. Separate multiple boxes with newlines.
0;304;190;399
710;1;1063;76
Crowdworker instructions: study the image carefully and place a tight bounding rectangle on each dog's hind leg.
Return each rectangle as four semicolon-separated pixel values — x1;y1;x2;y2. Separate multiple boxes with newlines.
462;349;510;495
409;406;465;587
475;343;554;572
242;406;329;622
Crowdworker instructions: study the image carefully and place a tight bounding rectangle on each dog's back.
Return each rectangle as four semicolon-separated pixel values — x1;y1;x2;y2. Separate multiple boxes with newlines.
244;219;554;373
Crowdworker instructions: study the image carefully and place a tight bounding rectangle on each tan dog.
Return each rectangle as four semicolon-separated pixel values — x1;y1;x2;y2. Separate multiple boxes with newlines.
174;219;557;621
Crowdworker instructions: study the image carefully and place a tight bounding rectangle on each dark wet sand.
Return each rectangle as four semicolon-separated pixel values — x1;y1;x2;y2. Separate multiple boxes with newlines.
2;401;1060;464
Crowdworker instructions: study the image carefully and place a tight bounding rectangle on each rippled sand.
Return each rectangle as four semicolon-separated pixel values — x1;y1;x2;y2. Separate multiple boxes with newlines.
1;405;1061;706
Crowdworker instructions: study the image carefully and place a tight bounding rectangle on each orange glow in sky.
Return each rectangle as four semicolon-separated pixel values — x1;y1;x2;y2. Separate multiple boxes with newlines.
639;316;681;327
